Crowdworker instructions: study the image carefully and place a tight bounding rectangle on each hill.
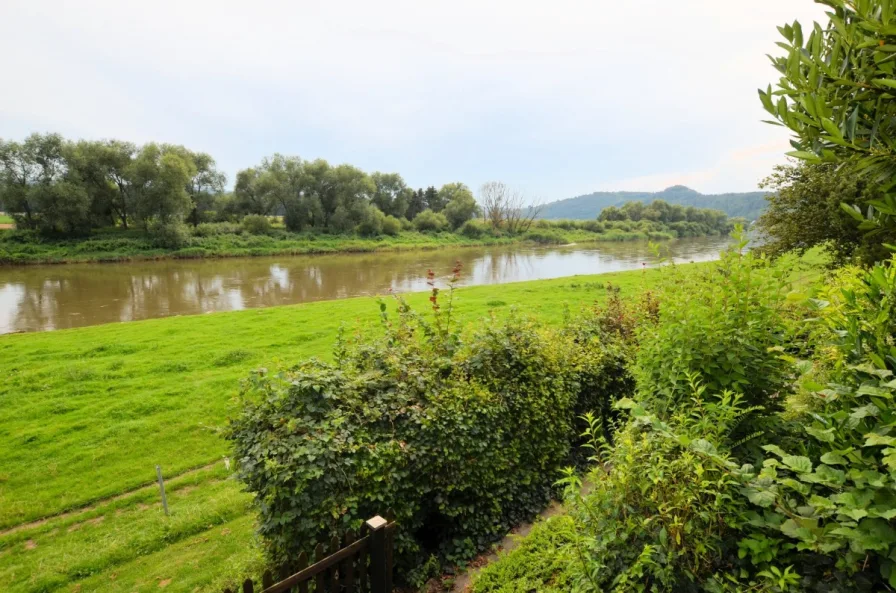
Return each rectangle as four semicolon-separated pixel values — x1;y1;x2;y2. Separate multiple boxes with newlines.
538;185;768;221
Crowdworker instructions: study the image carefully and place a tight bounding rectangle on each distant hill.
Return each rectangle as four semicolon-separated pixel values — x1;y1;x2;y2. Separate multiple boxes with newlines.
538;186;769;221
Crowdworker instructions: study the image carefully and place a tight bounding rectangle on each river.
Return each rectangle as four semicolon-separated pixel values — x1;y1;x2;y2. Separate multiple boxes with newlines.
0;236;733;334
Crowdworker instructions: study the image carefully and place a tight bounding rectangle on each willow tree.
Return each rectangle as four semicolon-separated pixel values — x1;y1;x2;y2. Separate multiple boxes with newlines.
760;0;896;240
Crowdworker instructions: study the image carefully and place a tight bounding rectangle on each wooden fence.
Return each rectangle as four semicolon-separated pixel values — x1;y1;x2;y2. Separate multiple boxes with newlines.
224;515;396;593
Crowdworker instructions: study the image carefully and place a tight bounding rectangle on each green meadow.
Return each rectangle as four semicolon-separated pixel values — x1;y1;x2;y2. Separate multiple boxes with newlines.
0;264;669;593
0;251;824;593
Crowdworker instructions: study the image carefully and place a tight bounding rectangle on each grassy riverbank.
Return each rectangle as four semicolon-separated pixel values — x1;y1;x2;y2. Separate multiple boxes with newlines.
0;265;677;592
0;226;682;265
0;253;822;593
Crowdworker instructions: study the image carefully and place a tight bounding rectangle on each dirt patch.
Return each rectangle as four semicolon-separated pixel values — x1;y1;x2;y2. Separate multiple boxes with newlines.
158;578;172;588
0;224;13;230
24;539;37;550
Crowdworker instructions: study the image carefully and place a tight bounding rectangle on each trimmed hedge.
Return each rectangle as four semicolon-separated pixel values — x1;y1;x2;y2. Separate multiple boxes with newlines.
227;287;633;584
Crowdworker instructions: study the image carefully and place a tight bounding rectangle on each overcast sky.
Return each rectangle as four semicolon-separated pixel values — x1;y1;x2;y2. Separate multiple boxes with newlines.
1;0;827;201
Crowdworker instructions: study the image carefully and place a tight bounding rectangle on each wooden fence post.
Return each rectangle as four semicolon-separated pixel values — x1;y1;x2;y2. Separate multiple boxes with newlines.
366;516;391;593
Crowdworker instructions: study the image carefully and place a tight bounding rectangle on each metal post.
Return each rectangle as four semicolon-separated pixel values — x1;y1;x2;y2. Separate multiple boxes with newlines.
366;515;391;593
156;465;169;516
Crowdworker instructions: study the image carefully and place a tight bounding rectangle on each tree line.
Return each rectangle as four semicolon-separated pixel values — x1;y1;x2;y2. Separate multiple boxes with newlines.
0;133;480;236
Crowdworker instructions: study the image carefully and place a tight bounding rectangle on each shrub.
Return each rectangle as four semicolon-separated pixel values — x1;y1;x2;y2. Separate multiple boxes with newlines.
740;257;896;589
459;219;488;239
470;516;576;593
559;385;761;592
227;280;632;585
193;222;242;237
150;220;191;249
241;214;272;235
382;215;402;236
523;230;566;245
355;205;386;237
634;231;795;427
413;209;448;232
443;193;480;229
399;217;414;231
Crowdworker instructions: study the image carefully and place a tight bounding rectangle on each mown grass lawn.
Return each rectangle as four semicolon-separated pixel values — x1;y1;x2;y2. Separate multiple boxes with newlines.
0;251;824;592
0;214;13;224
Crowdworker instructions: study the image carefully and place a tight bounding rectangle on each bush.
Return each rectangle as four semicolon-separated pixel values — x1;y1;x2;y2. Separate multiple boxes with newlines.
470;516;576;593
523;230;566;245
355;205;386;237
413;209;448;232
740;256;896;590
193;222;242;237
227;283;632;585
443;193;480;229
634;231;795;428
382;215;401;236
400;217;414;231
241;214;272;235
459;219;488;239
559;386;761;592
150;220;191;249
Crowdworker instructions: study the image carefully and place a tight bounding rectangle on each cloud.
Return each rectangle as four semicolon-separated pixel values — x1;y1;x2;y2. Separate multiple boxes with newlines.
0;0;827;198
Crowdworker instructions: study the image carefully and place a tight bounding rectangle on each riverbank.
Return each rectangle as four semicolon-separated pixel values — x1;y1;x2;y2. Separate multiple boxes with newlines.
0;264;686;593
0;226;688;265
0;253;822;592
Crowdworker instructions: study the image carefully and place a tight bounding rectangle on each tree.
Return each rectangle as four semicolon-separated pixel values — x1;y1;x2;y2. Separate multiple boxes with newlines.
758;161;895;265
257;154;305;230
234;167;274;216
423;185;442;212
130;143;195;226
324;164;375;231
478;181;541;234
371;172;409;218
98;140;139;230
598;205;625;222
0;137;41;228
0;133;91;233
406;188;427;220
185;151;226;226
441;183;479;229
759;1;896;238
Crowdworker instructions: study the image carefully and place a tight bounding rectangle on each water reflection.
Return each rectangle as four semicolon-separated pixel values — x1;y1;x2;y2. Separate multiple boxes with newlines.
0;236;732;334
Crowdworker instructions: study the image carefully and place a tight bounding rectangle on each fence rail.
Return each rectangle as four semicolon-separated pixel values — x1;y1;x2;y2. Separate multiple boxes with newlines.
225;515;395;593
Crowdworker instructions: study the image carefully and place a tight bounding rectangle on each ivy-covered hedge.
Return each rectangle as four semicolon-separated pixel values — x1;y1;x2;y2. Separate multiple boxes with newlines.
227;281;633;584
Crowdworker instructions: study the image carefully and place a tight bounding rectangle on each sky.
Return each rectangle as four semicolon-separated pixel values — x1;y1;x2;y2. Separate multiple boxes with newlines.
0;0;828;202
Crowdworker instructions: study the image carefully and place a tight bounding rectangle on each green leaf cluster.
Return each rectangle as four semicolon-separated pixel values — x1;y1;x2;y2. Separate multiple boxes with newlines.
226;288;635;584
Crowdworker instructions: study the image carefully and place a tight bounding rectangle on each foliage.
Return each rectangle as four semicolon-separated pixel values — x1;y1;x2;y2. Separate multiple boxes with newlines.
759;0;896;237
241;214;272;235
227;274;635;583
598;199;735;236
559;385;760;593
413;208;449;232
381;214;402;236
741;257;896;589
355;204;387;237
193;222;243;237
470;515;577;593
758;161;896;265
459;219;489;238
442;185;480;229
149;220;191;249
634;231;796;428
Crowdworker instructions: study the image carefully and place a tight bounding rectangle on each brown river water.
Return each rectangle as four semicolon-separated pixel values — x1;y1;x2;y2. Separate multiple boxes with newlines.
0;236;732;334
